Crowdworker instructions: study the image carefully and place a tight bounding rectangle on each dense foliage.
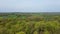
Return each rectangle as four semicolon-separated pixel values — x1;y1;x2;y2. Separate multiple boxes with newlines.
0;13;60;34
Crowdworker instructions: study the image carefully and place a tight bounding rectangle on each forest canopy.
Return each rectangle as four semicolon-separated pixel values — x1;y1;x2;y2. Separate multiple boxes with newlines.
0;13;60;34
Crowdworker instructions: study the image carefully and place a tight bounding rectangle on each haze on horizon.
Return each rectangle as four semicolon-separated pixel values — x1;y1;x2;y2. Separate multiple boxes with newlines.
0;0;60;12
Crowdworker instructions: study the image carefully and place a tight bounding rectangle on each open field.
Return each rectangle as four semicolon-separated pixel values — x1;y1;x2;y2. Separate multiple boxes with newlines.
0;12;60;34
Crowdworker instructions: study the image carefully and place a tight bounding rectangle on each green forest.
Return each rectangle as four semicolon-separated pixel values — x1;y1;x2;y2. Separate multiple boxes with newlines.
0;13;60;34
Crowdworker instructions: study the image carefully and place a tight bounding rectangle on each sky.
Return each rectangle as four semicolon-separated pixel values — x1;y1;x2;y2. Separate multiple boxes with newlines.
0;0;60;12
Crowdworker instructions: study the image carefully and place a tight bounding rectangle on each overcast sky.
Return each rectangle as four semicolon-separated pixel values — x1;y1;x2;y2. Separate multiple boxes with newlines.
0;0;60;12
